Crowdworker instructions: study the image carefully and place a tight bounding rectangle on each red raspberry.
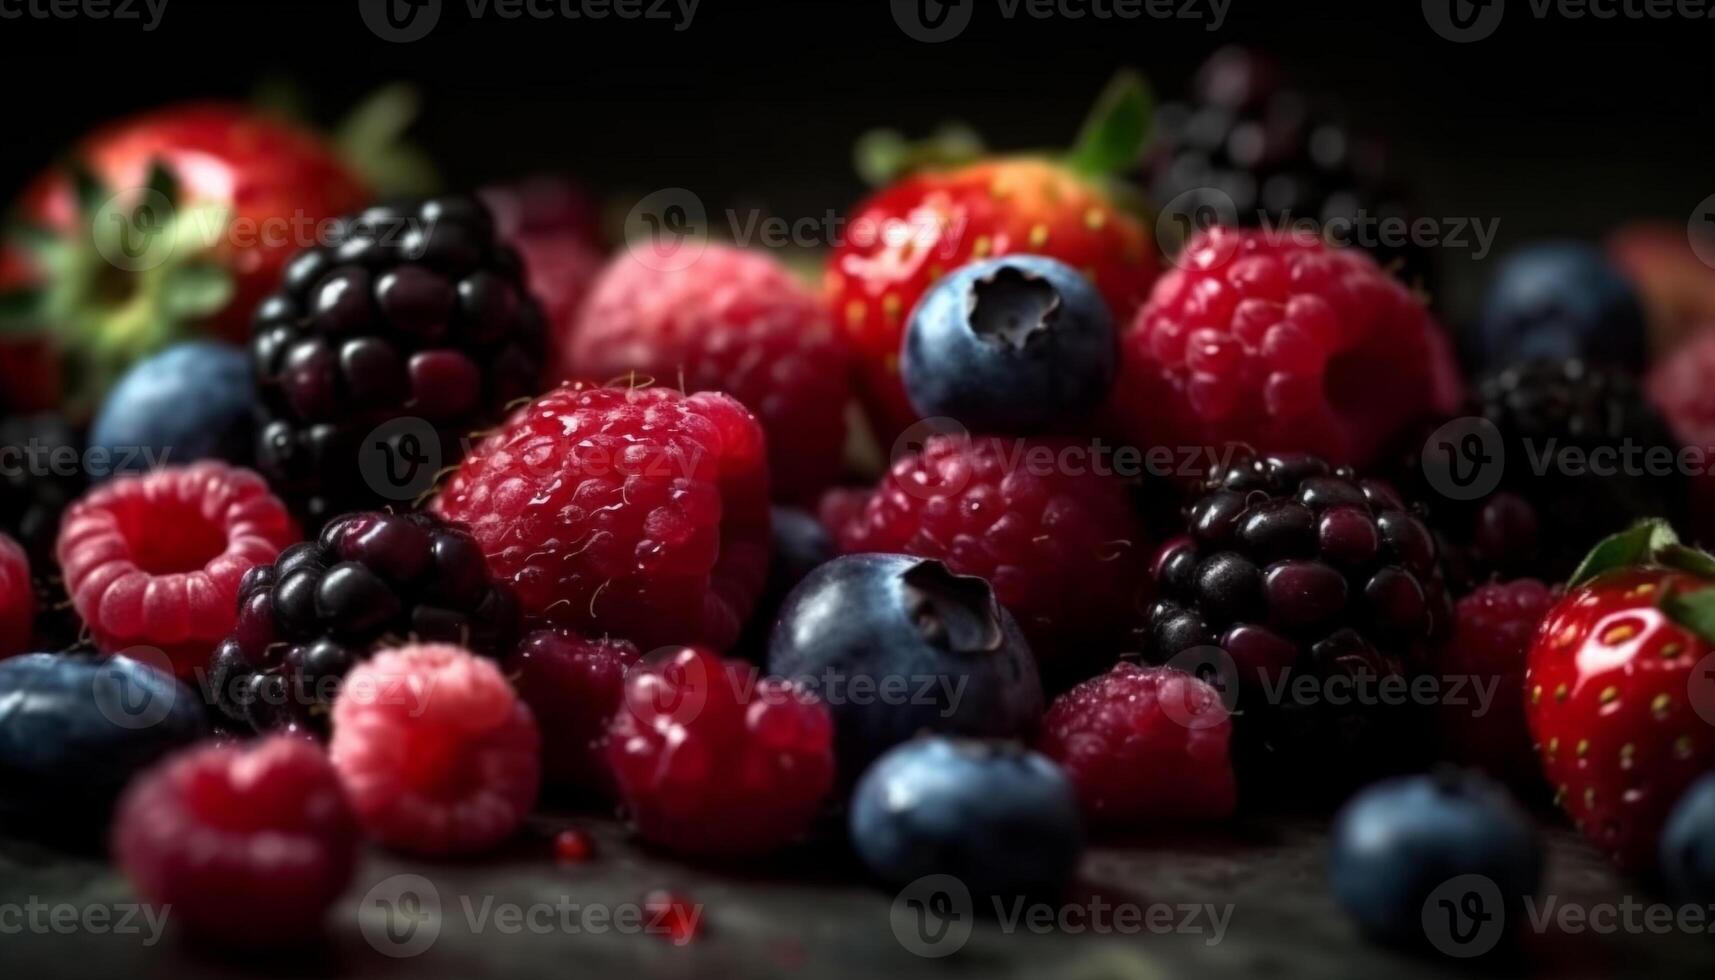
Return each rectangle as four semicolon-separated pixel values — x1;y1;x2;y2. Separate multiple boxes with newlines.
0;533;33;658
433;384;771;652
483;177;606;365
113;737;358;945
1648;328;1715;539
1036;663;1236;823
565;245;851;502
329;643;539;856
1438;579;1555;790
56;463;297;678
829;433;1149;673
508;629;642;793
606;647;834;856
1108;227;1462;468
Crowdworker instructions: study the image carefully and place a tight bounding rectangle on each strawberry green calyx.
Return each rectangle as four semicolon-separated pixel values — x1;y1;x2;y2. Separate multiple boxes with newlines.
1568;518;1715;645
0;162;234;415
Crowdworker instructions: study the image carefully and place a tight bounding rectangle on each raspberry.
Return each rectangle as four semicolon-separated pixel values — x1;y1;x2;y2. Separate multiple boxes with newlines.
113;737;358;945
433;383;771;652
508;629;641;793
56;463;297;679
1437;579;1555;790
329;643;539;856
208;511;521;735
606;647;833;856
1649;330;1715;540
0;534;33;658
829;433;1149;677
1036;663;1236;823
566;245;850;502
1147;453;1450;789
482;177;606;358
251;195;546;528
1109;226;1461;469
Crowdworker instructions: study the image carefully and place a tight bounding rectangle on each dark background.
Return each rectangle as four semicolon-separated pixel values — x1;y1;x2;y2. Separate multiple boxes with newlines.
0;0;1709;315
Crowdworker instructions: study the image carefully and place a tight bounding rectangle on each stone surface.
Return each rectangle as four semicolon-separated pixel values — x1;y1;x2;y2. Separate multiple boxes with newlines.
3;814;1713;978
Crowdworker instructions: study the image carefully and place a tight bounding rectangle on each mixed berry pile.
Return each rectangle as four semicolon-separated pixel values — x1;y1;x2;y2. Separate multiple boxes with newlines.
4;46;1715;957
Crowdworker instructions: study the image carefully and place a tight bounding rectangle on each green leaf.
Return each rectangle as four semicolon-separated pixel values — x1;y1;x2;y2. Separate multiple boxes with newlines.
853;124;985;187
1663;586;1715;648
1065;70;1153;179
159;261;234;319
1660;544;1715;582
1568;519;1680;588
336;83;441;197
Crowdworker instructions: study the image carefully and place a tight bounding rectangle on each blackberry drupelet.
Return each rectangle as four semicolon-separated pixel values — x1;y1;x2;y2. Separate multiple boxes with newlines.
1145;453;1450;792
251;196;545;529
209;511;521;734
1144;47;1430;287
1402;360;1684;588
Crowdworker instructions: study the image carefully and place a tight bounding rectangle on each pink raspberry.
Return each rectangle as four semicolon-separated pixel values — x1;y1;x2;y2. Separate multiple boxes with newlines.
1438;578;1555;790
1108;226;1462;468
565;245;851;502
329;643;540;856
1648;328;1715;540
0;533;32;658
830;433;1150;675
508;629;641;793
113;737;358;945
483;177;606;366
56;463;297;678
606;647;834;856
433;383;771;652
1036;663;1237;823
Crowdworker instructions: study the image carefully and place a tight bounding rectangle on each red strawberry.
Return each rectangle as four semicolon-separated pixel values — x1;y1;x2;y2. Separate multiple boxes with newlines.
1524;521;1715;868
4;104;371;410
826;76;1160;443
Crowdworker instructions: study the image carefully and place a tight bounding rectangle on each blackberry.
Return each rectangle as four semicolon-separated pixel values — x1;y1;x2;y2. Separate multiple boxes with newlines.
1145;47;1431;288
209;511;521;734
1;415;89;650
1144;453;1450;792
251;196;545;529
1400;360;1684;587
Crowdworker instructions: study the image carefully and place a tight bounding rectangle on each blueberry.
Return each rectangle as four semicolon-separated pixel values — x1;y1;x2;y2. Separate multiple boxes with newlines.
766;554;1042;775
0;653;208;841
88;342;255;480
1661;773;1715;904
738;507;836;656
901;256;1116;432
1329;770;1541;949
1472;242;1647;373
849;737;1083;898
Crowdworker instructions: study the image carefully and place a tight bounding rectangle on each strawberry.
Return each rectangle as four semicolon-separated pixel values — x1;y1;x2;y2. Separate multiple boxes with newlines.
826;74;1160;443
1;103;374;412
1524;520;1715;868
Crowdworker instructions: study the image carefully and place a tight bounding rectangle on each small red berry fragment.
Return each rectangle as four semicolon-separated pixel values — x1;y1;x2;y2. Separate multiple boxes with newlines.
643;889;702;946
1036;663;1237;824
330;643;540;856
1108;226;1462;468
113;736;358;945
553;827;595;863
1438;579;1554;789
433;383;771;652
568;244;851;502
0;534;32;658
508;629;641;793
606;647;834;856
56;463;297;678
